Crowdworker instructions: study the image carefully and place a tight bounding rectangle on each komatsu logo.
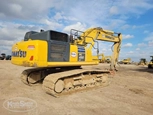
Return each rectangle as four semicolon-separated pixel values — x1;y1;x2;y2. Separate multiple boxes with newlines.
12;50;26;57
102;34;114;40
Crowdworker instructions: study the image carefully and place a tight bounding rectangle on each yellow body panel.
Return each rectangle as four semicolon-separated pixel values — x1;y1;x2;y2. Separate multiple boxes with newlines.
12;40;48;67
11;40;98;67
46;61;98;67
92;55;99;62
86;48;93;62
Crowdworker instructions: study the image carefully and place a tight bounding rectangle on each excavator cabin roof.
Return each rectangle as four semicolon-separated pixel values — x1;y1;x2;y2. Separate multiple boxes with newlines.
24;30;69;42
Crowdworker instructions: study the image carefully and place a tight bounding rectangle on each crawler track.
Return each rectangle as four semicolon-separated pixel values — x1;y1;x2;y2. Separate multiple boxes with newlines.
42;69;111;97
20;67;82;85
21;68;48;85
20;67;112;97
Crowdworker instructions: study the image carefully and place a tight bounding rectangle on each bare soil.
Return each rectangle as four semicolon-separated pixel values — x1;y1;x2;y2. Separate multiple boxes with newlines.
0;60;153;115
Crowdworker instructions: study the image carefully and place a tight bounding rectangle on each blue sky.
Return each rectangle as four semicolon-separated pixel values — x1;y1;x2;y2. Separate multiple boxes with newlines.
0;0;153;62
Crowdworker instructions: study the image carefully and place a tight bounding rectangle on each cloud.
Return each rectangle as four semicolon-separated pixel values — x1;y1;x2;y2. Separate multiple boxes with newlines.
148;41;153;47
0;0;52;20
136;48;140;50
128;51;134;54
138;43;147;47
39;18;63;30
0;21;52;56
144;32;153;41
121;24;149;30
54;12;63;21
122;43;133;47
0;0;152;24
0;46;12;55
0;22;25;41
109;6;119;15
123;34;134;39
53;12;77;21
143;32;153;47
63;22;86;33
118;0;153;14
121;24;130;29
0;0;152;30
0;40;15;46
102;48;107;52
108;0;153;21
132;24;150;29
106;19;126;30
143;30;149;34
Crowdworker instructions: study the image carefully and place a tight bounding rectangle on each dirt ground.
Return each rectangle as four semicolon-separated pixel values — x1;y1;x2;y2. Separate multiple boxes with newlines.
0;60;153;115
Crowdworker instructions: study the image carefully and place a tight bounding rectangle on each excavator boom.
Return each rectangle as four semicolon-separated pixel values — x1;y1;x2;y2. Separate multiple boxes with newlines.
71;27;122;70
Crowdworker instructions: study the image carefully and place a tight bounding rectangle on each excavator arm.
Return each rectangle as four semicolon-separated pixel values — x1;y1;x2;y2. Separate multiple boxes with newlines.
71;27;122;70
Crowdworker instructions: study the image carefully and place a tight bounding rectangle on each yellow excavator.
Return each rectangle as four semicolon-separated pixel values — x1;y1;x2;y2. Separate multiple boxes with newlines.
92;53;105;63
92;53;111;63
138;58;147;66
98;53;106;63
11;27;122;97
148;56;153;68
120;58;131;64
103;55;112;63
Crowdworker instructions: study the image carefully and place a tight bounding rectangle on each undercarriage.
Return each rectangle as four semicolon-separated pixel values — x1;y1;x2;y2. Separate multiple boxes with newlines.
21;66;112;97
